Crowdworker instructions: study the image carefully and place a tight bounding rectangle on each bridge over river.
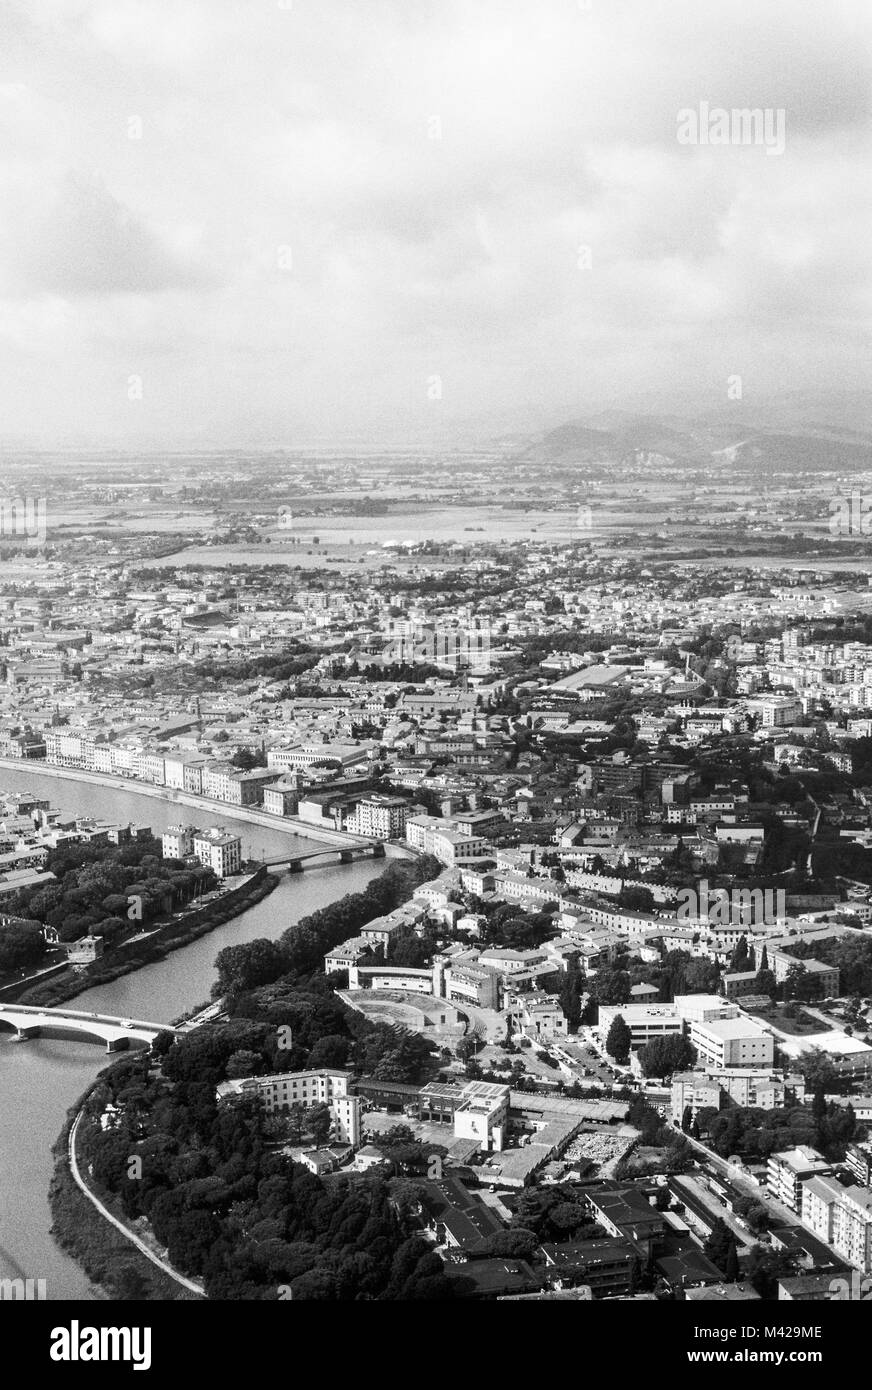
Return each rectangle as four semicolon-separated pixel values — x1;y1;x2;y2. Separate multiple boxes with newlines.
0;1003;183;1052
261;842;384;871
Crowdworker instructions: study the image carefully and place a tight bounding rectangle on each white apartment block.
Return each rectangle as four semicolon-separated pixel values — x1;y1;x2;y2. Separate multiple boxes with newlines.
767;1146;832;1211
688;1014;774;1069
406;815;491;866
492;869;561;907
193;828;242;877
346;796;407;840
671;1068;801;1122
162;824;197;860
673;994;737;1025
597;1002;683;1049
324;936;372;973
444;962;501;1010
216;1069;353;1113
202;765;277;806
745;695;803;727
131;749;166;785
453;1080;509;1152
92;744;114;774
801;1175;872;1272
332;1094;363;1147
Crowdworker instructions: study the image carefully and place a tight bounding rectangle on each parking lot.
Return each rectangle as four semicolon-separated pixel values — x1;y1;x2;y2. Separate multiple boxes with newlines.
559;1035;623;1085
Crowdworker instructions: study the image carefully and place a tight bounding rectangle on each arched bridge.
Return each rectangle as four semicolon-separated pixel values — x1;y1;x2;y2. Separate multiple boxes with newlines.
262;843;384;872
0;1003;184;1053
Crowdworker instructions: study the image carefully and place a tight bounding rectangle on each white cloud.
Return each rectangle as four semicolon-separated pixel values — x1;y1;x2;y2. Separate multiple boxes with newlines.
0;0;868;442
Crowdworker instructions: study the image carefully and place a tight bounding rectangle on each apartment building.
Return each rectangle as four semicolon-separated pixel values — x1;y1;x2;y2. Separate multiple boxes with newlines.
45;729;96;767
399;691;478;719
720;970;762;1001
507;990;568;1041
332;1094;363;1147
324;936;373;974
358;906;424;947
491;869;560;906
801;1176;872;1272
93;743;114;774
0;730;45;759
453;1080;510;1153
768;1146;833;1211
671;1068;802;1122
183;760;206;794
202;765;277;806
444;962;501;1010
346;795;408;839
452;809;507;838
581;903;665;939
752;942;840;996
673;994;737;1025
597;1002;683;1050
846;1142;872;1188
540;1238;638;1297
131;749;166;785
688;1014;774;1069
406;815;491;866
262;781;300;816
192;828;242;877
164;753;207;791
161;824;197;860
459;865;496;895
746;695;803;727
586;1187;666;1262
216;1068;353;1114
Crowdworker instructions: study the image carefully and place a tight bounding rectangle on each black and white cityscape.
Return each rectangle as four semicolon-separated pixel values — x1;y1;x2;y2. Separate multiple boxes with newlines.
0;0;871;1345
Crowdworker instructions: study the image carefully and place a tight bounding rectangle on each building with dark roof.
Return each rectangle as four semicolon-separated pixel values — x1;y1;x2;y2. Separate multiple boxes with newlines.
685;1281;760;1302
540;1237;638;1297
586;1187;666;1258
778;1272;842;1301
450;1258;543;1298
656;1248;723;1294
419;1176;505;1254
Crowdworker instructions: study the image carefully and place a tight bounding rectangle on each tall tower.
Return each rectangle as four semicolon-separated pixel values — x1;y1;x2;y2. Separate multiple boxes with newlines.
332;1095;362;1147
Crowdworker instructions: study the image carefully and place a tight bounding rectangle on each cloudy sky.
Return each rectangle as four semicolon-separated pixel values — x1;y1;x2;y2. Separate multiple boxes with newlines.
0;0;869;447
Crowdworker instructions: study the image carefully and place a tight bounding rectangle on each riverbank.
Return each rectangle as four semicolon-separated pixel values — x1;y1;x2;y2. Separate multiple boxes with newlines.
0;855;387;1301
43;853;440;1300
0;756;367;847
49;1078;202;1301
11;868;280;1011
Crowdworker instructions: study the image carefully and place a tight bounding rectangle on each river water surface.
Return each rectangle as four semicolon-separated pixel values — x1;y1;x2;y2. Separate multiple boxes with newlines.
0;768;385;1299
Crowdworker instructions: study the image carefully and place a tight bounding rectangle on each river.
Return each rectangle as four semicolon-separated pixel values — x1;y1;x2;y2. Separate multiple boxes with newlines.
0;768;386;1300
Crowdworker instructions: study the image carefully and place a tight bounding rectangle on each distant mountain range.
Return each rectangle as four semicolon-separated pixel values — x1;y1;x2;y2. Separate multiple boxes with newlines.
518;395;872;473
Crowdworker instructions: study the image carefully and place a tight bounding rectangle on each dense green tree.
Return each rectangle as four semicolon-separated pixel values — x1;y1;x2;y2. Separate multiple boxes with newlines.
605;1014;632;1064
754;967;778;999
558;962;585;1030
308;1103;332;1147
0;920;45;973
592;969;632;1006
214;939;287;996
730;934;751;972
637;1034;697;1078
225;1049;263;1080
704;1218;738;1277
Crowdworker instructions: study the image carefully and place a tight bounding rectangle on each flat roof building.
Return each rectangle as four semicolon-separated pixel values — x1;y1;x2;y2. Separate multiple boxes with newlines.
688;1014;774;1069
768;1146;832;1211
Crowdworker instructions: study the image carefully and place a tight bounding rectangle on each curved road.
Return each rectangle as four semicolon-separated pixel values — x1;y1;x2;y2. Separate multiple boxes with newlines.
67;1111;205;1298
